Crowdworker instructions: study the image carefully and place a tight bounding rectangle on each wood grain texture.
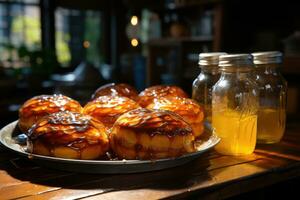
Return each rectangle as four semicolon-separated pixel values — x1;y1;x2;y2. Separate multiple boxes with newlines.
0;125;300;200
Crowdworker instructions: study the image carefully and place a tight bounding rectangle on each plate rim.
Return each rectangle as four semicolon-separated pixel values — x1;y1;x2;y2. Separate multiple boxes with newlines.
0;120;220;165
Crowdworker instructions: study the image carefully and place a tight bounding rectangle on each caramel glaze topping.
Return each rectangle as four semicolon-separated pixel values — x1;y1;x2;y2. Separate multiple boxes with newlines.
147;97;204;123
28;111;107;151
114;108;193;137
92;83;139;101
138;85;188;107
19;94;82;118
83;96;141;126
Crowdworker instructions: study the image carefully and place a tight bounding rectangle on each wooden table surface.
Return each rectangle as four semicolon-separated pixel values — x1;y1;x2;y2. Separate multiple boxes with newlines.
1;123;300;200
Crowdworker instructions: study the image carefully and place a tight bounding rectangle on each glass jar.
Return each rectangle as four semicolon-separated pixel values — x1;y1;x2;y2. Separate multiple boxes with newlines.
192;52;226;123
212;54;259;155
252;51;287;144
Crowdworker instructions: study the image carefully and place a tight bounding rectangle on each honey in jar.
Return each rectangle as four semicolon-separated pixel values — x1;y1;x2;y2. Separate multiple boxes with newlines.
212;54;259;155
213;110;257;155
252;51;287;144
257;108;285;143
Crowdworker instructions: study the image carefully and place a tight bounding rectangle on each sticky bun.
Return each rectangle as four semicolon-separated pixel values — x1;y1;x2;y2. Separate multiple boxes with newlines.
110;108;196;160
27;111;109;160
147;97;204;138
83;96;140;128
138;85;188;107
19;94;82;133
92;83;139;101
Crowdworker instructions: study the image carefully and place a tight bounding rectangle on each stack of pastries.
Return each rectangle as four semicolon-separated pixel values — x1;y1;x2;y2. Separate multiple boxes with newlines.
19;84;204;160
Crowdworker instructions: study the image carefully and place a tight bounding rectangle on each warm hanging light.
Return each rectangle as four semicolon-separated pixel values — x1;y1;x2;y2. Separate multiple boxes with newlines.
83;40;90;48
130;16;138;26
131;38;139;47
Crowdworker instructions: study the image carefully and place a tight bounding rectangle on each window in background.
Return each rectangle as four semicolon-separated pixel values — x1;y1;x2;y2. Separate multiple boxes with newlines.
0;0;40;69
55;8;102;68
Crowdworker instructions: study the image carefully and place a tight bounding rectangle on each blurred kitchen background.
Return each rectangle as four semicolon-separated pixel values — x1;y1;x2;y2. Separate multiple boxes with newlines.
1;0;300;126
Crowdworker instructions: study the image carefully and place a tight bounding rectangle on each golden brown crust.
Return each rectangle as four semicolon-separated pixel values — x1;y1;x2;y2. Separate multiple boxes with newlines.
83;96;141;128
19;94;82;133
28;111;109;159
138;85;188;107
114;108;193;136
146;97;204;137
92;83;139;101
110;108;195;159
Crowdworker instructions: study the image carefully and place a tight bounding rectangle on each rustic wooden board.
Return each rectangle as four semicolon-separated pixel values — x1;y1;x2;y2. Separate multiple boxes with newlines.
1;126;300;200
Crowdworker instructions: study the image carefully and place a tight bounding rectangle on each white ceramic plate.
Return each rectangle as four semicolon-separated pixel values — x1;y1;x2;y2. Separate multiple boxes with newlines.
0;121;220;174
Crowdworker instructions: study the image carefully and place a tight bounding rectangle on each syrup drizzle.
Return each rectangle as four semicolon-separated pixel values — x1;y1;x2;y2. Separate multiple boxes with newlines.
19;94;82;118
116;108;193;137
27;111;108;159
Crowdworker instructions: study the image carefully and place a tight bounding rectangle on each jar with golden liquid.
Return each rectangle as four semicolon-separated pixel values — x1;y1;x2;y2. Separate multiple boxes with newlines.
192;52;227;123
212;54;259;155
252;51;287;144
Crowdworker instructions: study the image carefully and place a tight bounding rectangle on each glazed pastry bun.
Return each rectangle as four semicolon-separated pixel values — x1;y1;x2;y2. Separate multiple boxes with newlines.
110;108;196;160
83;96;140;128
92;83;139;101
27;111;109;160
138;85;188;107
147;97;204;138
19;94;82;133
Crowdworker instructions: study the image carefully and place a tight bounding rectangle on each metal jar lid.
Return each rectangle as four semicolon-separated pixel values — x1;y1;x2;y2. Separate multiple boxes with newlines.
218;54;254;71
251;51;283;65
198;52;227;66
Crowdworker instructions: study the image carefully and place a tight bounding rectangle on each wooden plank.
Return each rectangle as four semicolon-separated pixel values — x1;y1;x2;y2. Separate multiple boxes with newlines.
166;157;298;199
0;152;221;199
16;154;264;200
0;173;108;200
253;128;300;161
0;156;296;200
198;159;300;200
82;157;298;200
0;173;25;189
280;141;300;151
0;168;73;189
0;130;299;199
256;141;300;161
0;183;59;200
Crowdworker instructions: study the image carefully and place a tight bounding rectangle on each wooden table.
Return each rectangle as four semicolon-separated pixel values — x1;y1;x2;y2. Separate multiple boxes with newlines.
1;123;300;200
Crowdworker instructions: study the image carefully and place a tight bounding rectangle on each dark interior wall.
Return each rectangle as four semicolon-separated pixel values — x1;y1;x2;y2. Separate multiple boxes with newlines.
222;0;300;53
220;0;300;116
42;0;300;68
110;0;129;81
